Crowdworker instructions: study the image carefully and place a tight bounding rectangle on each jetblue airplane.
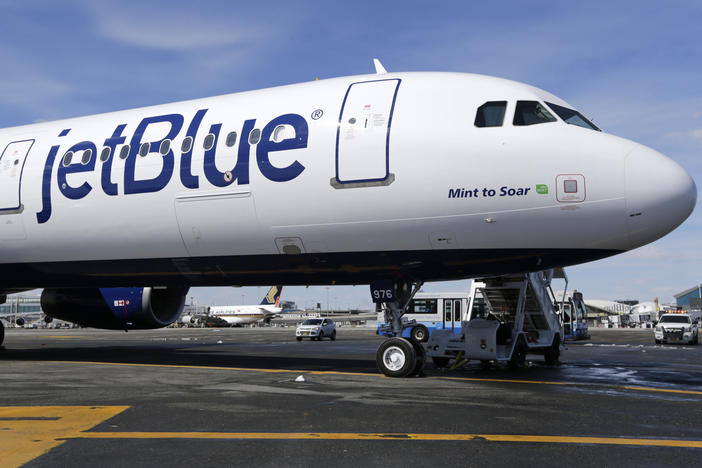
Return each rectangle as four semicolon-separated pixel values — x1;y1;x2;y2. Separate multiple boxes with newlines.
208;285;283;326
0;62;696;353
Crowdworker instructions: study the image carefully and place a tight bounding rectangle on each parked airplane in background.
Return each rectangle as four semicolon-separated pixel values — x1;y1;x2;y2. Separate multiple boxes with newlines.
584;299;634;316
209;285;283;326
0;61;695;371
0;312;46;327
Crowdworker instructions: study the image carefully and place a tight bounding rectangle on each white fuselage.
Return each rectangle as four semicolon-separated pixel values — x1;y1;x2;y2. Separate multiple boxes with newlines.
0;72;695;288
209;305;281;326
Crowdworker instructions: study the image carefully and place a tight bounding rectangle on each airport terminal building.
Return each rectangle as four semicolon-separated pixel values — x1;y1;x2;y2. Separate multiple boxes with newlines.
0;295;42;315
675;284;702;310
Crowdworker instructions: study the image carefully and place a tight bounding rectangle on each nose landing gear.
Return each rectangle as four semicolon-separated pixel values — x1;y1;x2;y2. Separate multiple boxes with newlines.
373;279;424;377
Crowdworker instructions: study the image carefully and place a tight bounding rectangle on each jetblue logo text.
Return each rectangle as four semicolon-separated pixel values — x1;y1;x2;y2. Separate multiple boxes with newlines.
36;110;308;223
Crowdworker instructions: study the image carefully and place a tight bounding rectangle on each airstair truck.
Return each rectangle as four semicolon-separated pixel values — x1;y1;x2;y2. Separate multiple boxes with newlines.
426;269;564;368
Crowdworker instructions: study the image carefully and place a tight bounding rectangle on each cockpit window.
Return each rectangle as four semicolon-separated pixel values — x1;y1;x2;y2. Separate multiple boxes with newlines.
475;101;507;127
545;102;601;131
513;101;556;126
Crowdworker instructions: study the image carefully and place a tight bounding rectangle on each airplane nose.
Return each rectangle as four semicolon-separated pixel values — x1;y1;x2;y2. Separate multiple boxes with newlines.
625;145;697;249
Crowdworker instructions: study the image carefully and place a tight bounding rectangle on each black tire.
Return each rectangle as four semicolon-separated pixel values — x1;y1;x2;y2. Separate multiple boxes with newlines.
376;338;416;377
296;336;302;341
318;331;324;341
544;335;560;366
655;339;661;344
0;320;4;347
480;360;492;370
432;356;450;368
331;330;336;341
509;336;527;370
409;338;426;376
410;325;429;343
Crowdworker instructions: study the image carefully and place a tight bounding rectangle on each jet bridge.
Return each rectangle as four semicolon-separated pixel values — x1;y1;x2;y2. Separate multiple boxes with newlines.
426;269;565;369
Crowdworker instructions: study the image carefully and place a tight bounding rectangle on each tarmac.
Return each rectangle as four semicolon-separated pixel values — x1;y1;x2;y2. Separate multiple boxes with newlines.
1;326;702;467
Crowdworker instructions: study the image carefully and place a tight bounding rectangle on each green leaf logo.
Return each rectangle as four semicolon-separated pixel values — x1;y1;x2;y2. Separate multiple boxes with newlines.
536;184;548;194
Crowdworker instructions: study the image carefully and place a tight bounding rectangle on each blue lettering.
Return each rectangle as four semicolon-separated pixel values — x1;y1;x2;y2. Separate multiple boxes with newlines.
36;129;71;224
204;120;255;187
124;114;184;194
39;112;310;223
101;124;127;196
499;186;530;196
236;119;256;185
57;141;98;200
180;109;207;189
256;114;307;182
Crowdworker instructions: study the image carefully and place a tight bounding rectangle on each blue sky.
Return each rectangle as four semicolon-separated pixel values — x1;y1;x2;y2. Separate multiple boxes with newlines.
1;1;700;307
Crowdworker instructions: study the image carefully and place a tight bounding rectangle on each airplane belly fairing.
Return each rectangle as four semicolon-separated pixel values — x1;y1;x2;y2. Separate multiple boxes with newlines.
0;247;622;289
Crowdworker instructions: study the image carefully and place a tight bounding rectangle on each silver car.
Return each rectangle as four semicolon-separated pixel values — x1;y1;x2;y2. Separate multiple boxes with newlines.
296;318;336;341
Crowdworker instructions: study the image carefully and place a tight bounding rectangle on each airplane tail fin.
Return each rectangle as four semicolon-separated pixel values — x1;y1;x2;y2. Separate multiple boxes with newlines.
260;286;283;306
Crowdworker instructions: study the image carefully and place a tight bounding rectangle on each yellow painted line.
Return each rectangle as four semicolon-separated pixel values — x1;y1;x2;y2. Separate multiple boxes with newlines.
437;376;572;386
0;406;129;468
620;385;702;396
41;360;702;397
75;431;702;448
47;360;379;377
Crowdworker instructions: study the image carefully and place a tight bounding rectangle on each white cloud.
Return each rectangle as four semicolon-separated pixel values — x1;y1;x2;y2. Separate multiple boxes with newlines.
625;245;674;260
95;17;259;52
78;2;275;53
667;128;702;140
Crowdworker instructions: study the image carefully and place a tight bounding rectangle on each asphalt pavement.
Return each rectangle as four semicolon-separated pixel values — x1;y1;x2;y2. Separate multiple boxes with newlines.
1;326;701;467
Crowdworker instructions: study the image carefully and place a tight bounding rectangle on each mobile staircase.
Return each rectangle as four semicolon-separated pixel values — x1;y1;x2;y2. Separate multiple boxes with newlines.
426;269;565;368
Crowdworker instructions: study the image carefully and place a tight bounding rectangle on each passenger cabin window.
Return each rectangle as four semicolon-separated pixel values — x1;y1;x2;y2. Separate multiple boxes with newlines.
248;129;261;145
225;131;237;147
545;102;601;131
203;134;215;150
474;101;507;127
99;147;111;162
62;151;74;167
119;145;130;159
513;101;556;126
81;149;92;165
181;136;193;153
159;139;171;155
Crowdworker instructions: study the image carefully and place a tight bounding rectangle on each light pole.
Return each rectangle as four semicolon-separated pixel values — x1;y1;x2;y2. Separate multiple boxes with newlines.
325;287;330;311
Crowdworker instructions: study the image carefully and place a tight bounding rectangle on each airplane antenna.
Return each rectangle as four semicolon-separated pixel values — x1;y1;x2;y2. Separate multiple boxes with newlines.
373;58;387;74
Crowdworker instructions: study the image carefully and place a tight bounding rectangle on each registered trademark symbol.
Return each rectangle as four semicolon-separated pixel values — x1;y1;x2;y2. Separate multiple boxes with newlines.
311;109;323;120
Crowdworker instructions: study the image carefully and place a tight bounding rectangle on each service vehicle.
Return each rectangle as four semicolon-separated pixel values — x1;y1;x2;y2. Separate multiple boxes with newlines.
423;269;566;375
296;318;336;341
655;312;698;345
377;282;485;342
560;291;590;340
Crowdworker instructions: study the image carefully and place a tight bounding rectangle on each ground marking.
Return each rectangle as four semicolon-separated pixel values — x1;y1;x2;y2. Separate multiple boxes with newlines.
0;406;129;468
42;360;702;396
3;404;702;468
76;431;702;448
